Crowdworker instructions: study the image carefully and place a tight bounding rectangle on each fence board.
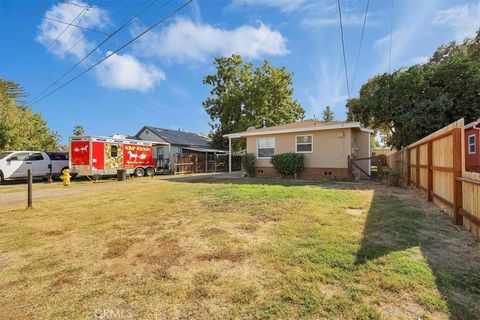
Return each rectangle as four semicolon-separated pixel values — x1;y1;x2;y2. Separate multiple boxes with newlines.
386;118;480;239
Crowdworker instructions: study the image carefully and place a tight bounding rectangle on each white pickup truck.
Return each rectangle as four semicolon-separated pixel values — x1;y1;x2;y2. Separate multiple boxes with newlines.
0;151;69;183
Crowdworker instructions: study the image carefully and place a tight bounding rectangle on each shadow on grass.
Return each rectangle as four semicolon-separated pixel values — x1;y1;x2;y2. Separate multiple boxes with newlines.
356;191;480;319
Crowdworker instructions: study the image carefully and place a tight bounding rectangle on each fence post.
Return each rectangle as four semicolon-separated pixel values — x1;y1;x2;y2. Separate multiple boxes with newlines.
347;155;352;181
416;145;420;188
27;169;32;208
452;128;463;225
427;141;433;201
406;147;411;185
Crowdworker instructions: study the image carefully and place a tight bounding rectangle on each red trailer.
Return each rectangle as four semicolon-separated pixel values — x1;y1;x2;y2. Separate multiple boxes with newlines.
69;135;166;177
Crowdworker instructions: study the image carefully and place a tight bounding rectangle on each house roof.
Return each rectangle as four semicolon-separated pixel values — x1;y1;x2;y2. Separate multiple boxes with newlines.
465;118;480;129
223;120;374;138
137;126;211;147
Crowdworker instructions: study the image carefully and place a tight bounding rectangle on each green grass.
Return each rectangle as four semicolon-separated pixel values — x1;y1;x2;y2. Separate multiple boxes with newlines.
0;180;479;319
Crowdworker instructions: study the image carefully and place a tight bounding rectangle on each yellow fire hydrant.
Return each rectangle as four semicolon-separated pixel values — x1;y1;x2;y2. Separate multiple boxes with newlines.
60;168;71;186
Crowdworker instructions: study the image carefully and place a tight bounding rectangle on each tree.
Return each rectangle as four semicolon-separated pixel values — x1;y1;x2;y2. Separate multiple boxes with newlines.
73;125;85;136
347;29;480;149
0;79;59;151
321;106;335;121
203;54;305;149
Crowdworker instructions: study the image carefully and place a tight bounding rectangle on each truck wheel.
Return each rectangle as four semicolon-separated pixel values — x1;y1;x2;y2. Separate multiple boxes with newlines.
145;167;155;177
0;171;4;183
134;167;145;177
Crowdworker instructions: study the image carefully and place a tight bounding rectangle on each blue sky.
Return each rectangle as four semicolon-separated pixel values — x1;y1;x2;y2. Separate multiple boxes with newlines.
1;0;479;143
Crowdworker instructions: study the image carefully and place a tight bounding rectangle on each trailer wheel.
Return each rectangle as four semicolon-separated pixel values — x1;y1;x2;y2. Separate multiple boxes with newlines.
134;167;145;177
145;167;155;177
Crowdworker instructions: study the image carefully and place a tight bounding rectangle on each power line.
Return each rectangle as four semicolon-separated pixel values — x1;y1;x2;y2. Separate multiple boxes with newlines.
351;0;369;93
388;0;394;73
52;6;89;43
337;0;351;100
32;0;193;105
60;7;89;56
6;7;108;35
60;0;89;9
31;0;166;104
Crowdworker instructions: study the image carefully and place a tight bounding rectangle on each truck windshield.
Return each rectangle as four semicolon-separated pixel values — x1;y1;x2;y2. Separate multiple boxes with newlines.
0;152;12;160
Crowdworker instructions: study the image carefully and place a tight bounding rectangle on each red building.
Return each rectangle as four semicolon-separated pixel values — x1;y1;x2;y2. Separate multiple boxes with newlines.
465;119;480;172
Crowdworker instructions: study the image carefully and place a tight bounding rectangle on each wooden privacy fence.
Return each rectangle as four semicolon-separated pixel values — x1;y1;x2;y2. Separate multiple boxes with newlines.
386;119;480;239
173;154;242;174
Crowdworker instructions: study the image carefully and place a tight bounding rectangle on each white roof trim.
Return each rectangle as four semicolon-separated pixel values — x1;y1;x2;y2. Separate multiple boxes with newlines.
465;119;480;129
223;123;374;138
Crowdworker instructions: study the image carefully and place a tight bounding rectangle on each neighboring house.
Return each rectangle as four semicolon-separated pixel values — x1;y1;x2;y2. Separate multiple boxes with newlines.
465;119;480;172
134;126;226;169
224;120;373;179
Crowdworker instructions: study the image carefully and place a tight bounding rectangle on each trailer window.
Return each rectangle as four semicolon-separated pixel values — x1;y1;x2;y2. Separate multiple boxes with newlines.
110;145;118;157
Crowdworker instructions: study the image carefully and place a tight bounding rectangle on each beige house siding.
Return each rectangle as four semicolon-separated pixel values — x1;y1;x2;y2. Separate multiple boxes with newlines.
246;128;354;169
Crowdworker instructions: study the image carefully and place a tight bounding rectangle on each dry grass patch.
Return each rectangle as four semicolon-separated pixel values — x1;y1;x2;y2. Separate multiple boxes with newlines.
1;180;479;319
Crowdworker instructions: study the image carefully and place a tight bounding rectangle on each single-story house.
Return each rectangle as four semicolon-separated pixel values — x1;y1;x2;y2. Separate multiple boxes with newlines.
134;126;226;170
465;118;480;172
224;120;374;179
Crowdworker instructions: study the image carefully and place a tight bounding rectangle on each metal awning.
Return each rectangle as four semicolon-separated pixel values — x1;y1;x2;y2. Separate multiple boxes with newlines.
182;147;227;153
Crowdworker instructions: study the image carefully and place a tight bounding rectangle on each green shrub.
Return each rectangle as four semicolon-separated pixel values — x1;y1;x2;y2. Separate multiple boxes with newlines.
242;153;256;177
270;153;304;178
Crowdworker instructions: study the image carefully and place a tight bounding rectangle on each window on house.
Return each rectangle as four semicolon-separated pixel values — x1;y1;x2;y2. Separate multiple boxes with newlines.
468;135;476;154
296;135;313;153
110;145;118;157
257;137;275;158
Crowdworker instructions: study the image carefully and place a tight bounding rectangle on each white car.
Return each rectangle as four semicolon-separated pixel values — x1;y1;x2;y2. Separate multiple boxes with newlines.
0;151;69;183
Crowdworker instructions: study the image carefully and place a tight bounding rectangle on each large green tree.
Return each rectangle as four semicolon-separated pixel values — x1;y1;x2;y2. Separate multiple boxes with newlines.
0;79;59;151
347;30;480;149
203;54;305;149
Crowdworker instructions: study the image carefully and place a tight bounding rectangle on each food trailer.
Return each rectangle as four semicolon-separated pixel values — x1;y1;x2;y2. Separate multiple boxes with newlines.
69;135;167;177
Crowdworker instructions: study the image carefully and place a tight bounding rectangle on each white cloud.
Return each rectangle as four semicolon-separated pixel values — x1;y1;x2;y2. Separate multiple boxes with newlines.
373;0;441;73
133;18;289;63
304;59;348;118
230;0;308;13
36;0;108;59
302;12;372;27
433;2;480;41
95;52;165;92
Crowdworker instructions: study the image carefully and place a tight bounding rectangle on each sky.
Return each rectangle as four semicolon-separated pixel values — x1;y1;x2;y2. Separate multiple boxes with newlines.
1;0;480;143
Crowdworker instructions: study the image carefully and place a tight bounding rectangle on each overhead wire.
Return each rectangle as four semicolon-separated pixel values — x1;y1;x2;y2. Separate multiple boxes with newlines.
337;0;351;100
4;7;108;35
350;0;369;93
31;0;169;104
32;0;193;105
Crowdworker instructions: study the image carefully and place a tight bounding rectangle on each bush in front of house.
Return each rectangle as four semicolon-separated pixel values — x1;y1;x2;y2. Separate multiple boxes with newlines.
242;153;256;177
270;152;304;178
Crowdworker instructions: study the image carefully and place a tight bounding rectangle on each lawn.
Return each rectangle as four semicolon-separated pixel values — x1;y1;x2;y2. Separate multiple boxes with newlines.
1;180;479;319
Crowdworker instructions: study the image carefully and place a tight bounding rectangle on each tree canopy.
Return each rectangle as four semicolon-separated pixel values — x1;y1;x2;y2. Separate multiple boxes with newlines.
73;125;86;136
203;54;305;149
321;106;335;121
348;29;480;149
0;79;59;151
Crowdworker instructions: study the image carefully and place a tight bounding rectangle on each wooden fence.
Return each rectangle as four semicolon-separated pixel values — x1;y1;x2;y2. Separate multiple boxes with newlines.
173;154;242;174
386;119;480;239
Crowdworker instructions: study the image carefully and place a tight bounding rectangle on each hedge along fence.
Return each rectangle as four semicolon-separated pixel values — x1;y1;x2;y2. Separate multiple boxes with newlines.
386;119;480;239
